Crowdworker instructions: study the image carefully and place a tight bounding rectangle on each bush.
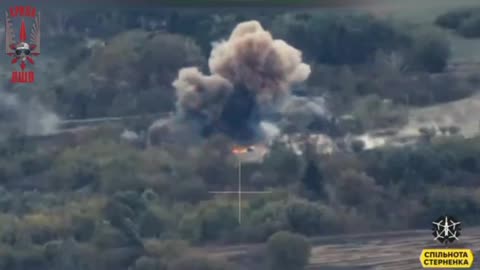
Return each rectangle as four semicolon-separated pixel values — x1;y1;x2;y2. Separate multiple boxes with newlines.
241;200;289;242
334;169;383;208
300;160;326;198
407;29;451;73
71;214;96;242
459;15;480;38
449;126;461;135
49;158;99;191
261;142;304;186
419;127;437;142
138;205;174;238
266;231;311;270
179;202;238;243
285;201;335;236
21;213;72;245
91;223;131;249
435;8;473;29
170;179;209;204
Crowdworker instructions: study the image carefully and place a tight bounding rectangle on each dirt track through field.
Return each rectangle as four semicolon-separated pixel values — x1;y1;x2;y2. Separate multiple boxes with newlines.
307;229;480;270
205;228;480;270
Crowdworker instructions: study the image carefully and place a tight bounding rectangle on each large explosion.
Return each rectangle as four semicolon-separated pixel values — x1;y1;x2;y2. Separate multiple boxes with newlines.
154;20;311;144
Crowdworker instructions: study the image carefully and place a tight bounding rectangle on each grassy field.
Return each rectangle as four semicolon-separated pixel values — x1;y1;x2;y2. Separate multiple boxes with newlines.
204;227;480;270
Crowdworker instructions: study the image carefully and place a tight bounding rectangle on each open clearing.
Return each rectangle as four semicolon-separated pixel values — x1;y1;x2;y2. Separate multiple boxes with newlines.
203;228;480;270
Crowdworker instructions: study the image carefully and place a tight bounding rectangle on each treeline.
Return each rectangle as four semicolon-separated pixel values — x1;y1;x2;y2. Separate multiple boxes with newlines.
1;130;480;269
36;9;463;122
2;8;480;270
435;7;480;38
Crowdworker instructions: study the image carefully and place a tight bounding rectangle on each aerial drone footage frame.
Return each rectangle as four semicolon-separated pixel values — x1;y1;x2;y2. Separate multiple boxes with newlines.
1;0;480;269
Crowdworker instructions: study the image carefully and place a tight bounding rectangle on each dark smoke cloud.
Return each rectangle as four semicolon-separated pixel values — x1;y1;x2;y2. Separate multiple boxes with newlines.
171;20;311;143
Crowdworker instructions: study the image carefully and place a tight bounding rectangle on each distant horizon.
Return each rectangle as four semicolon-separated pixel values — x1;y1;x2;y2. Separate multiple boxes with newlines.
0;0;478;9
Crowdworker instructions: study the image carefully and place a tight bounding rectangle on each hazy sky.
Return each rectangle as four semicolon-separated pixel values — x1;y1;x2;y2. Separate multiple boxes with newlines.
0;0;478;9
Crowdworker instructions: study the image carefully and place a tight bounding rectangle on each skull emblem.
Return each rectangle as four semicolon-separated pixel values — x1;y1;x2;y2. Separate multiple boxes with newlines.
5;11;41;71
15;42;31;62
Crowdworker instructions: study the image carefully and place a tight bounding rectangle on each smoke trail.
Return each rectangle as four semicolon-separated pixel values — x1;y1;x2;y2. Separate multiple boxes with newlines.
0;91;59;139
170;20;311;143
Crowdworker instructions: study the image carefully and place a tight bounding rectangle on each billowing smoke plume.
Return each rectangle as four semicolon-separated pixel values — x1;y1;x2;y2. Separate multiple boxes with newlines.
0;91;59;140
171;20;311;143
280;96;331;131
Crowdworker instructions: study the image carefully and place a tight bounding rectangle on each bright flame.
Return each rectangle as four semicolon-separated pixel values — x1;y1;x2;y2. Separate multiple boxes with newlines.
232;146;250;154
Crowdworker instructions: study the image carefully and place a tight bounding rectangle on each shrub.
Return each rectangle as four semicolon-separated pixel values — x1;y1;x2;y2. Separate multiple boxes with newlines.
242;200;289;242
179;202;238;243
261;142;304;185
138;205;174;238
199;202;238;243
21;213;72;245
300;160;326;198
459;15;480;38
71;214;96;242
49;158;99;191
419;127;437;142
285;200;335;236
334;169;383;208
266;231;311;270
449;126;461;135
91;223;131;249
170;178;209;204
435;9;473;29
407;29;451;73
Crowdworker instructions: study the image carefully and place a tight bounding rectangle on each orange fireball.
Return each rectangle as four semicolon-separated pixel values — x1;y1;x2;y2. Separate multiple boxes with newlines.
232;145;255;155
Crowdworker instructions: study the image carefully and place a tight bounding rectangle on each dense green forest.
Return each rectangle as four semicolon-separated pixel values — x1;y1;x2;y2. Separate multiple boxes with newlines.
1;6;480;270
